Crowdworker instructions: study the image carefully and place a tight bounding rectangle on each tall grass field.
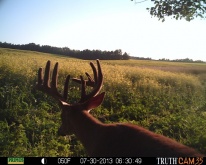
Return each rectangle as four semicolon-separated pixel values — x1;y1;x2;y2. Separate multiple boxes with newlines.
0;48;206;156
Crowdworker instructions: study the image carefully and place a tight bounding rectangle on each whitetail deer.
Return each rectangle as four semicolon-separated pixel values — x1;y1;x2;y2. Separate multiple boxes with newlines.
36;59;204;157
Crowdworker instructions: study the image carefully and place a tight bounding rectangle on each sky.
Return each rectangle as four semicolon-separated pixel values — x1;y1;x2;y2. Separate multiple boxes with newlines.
0;0;206;61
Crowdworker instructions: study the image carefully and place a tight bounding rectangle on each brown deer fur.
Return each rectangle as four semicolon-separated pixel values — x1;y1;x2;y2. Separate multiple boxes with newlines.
58;93;204;157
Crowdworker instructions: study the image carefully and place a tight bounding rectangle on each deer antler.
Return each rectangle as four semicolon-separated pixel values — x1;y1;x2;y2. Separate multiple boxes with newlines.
36;60;70;103
72;60;100;87
36;59;103;105
73;59;103;103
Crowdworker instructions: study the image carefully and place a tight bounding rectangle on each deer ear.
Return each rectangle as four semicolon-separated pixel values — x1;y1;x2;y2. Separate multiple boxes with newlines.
84;92;105;111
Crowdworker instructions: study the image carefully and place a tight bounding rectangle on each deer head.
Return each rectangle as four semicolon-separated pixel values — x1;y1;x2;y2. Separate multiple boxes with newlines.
36;60;105;136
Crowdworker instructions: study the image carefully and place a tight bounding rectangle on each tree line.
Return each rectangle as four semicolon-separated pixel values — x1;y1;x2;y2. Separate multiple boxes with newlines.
1;42;204;63
159;58;205;63
0;42;130;60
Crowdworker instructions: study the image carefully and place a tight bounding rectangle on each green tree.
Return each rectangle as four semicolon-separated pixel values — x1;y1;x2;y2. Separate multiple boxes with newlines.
122;52;130;60
132;0;206;21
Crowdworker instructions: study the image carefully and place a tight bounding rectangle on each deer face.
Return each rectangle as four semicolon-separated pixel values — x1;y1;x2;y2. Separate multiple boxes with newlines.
57;93;105;136
58;104;75;136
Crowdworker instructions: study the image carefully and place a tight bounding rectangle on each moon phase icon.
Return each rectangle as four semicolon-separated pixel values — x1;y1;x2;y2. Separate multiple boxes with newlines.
41;158;47;164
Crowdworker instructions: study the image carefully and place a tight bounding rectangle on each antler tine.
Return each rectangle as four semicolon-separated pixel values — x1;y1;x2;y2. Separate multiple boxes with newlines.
36;60;70;103
90;61;98;84
63;75;70;100
43;60;51;88
85;72;95;86
77;59;103;103
79;76;86;103
38;67;43;85
51;61;58;89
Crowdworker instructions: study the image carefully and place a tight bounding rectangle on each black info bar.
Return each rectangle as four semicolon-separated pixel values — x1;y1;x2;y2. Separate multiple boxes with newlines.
2;157;206;165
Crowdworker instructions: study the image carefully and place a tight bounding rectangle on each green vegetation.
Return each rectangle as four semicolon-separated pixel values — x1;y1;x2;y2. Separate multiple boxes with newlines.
143;0;206;22
0;48;206;156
